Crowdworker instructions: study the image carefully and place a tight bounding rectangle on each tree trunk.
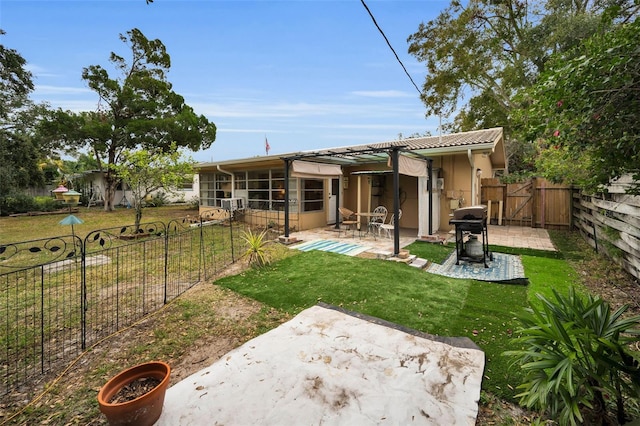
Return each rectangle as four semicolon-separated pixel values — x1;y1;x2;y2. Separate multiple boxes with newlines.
103;167;120;212
103;179;116;211
134;205;142;233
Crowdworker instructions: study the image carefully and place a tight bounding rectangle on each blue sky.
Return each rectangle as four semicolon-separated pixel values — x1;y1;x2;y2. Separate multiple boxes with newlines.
2;0;448;162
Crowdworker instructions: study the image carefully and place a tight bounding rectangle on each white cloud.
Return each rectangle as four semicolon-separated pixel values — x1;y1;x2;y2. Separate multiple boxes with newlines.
25;64;60;78
350;90;413;98
34;85;92;95
189;100;358;119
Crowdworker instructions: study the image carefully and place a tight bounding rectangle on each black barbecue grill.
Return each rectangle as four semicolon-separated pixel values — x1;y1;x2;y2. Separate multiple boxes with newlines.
449;205;493;268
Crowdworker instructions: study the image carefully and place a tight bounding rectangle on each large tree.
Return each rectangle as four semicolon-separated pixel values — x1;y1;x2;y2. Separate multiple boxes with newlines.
0;30;52;201
407;0;637;172
517;18;640;194
43;28;216;211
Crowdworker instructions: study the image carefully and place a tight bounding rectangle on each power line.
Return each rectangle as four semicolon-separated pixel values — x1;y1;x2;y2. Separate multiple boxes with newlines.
359;0;423;96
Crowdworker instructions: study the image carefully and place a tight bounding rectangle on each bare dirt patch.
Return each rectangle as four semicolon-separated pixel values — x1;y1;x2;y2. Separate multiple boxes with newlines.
1;259;288;425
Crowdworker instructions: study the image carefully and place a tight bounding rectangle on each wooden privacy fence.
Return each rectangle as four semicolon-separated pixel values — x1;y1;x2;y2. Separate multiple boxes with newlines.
481;178;572;229
572;175;640;280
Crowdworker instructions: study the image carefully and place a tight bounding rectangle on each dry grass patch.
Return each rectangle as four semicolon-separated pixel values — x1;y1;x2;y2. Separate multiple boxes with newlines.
2;266;290;424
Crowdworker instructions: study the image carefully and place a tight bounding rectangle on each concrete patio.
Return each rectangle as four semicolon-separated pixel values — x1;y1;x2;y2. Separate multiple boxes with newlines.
288;223;556;259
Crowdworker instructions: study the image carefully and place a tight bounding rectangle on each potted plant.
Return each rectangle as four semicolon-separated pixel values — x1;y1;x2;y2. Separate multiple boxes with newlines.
97;361;171;426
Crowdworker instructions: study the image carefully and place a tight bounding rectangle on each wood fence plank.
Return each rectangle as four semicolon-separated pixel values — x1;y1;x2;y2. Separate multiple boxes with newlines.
573;189;640;280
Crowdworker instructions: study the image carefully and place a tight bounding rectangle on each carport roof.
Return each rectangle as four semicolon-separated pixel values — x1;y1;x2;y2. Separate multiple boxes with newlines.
197;127;505;168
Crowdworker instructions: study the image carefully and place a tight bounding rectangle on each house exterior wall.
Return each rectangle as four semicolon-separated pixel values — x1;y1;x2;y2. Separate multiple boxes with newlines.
198;160;330;232
195;129;504;234
433;152;499;231
437;154;473;232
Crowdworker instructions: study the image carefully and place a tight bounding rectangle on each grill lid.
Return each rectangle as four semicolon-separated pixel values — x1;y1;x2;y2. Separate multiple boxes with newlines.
453;205;487;220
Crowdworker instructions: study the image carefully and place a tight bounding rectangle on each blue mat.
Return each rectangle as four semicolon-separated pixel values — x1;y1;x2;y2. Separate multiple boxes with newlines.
427;252;528;285
292;239;370;257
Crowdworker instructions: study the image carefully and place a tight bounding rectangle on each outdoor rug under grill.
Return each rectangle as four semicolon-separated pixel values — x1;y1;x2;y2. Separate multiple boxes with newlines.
427;251;528;285
292;239;370;257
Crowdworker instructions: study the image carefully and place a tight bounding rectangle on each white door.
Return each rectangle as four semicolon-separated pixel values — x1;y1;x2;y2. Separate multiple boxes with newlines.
328;178;339;224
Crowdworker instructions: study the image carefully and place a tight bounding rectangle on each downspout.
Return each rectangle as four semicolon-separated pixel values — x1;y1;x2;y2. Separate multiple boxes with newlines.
216;165;234;198
467;149;475;207
334;177;341;230
284;159;290;238
427;159;433;235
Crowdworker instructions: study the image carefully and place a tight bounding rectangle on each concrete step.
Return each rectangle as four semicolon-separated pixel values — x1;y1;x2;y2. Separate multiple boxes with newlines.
387;254;416;264
409;257;429;269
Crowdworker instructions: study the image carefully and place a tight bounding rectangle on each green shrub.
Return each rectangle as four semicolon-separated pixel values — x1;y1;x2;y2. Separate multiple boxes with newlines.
188;197;200;210
505;287;640;425
240;229;270;268
146;191;168;207
0;193;37;215
34;196;59;212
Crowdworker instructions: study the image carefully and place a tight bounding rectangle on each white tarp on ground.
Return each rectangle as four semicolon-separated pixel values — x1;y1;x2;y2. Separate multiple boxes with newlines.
157;304;485;425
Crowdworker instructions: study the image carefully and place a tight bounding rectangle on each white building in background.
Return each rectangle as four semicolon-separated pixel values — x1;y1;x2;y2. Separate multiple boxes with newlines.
70;170;199;207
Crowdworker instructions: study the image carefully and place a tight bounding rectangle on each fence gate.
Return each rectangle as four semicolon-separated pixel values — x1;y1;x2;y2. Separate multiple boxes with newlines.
481;177;572;229
505;181;534;226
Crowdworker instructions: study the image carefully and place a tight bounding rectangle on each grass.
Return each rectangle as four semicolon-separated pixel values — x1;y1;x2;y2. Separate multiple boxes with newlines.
1;210;597;423
404;240;454;264
217;242;582;402
0;205;197;243
6;285;290;425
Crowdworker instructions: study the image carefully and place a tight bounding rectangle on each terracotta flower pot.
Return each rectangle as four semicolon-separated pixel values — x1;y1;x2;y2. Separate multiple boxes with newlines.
97;361;171;426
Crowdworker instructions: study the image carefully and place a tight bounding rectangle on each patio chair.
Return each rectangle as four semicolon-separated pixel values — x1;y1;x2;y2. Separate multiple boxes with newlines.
338;207;358;237
379;209;402;239
367;205;387;236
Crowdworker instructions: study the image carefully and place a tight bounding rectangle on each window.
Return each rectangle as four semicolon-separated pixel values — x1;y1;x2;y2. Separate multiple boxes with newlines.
200;169;301;212
234;172;246;190
248;170;270;208
199;173;231;207
301;179;323;212
179;176;194;191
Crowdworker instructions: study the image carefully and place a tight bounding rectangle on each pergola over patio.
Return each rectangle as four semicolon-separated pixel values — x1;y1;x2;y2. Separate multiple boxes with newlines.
281;145;435;256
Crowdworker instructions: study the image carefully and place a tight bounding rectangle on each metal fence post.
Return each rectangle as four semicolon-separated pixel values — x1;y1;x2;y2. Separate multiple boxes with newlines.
164;229;169;304
229;211;235;263
81;235;87;350
40;266;45;372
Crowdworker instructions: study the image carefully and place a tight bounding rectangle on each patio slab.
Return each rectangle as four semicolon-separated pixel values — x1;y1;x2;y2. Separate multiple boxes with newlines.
157;304;485;426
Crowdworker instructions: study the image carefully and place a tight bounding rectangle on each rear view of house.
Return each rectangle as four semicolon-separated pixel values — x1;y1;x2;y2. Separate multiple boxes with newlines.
196;127;506;238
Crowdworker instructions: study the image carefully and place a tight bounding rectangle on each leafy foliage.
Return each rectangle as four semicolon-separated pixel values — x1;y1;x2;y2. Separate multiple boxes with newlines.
506;287;640;425
0;31;53;201
516;19;640;193
0;29;34;119
40;28;216;210
111;146;194;231
407;0;636;172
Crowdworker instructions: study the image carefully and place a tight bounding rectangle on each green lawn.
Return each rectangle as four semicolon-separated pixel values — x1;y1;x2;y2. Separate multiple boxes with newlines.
217;240;581;402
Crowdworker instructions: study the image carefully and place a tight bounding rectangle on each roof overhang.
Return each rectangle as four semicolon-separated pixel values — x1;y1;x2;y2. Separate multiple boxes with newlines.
195;127;506;170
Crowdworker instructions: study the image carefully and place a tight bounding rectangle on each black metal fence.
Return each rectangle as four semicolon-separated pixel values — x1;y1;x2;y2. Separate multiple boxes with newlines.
0;211;260;397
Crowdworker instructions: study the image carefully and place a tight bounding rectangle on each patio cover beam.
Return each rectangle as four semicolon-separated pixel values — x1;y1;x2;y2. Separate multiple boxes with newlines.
281;145;412;256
